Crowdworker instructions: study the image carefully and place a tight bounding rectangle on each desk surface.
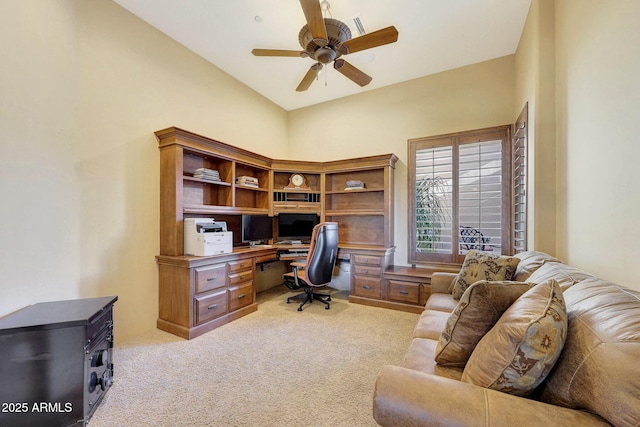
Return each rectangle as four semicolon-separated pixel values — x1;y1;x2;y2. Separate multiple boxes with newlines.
272;243;310;250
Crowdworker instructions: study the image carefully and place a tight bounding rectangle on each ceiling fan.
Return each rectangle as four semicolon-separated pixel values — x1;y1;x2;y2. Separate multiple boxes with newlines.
252;0;399;92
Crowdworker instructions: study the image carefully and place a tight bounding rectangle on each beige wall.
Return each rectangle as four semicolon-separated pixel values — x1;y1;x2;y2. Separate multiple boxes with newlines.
554;0;640;288
289;56;516;266
514;0;556;255
0;0;288;342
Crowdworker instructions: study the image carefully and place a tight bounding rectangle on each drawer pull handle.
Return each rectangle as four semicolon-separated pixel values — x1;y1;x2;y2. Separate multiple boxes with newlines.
399;290;409;295
207;304;218;310
238;294;246;299
363;285;371;290
207;277;217;282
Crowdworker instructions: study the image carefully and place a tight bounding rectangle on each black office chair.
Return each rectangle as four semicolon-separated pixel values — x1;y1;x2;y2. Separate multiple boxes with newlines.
284;222;338;311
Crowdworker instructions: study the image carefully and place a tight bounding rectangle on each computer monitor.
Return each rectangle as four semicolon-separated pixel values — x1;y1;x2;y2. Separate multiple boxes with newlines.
277;213;319;242
241;215;273;244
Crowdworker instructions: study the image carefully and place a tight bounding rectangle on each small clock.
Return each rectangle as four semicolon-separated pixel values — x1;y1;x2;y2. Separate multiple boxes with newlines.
285;173;308;189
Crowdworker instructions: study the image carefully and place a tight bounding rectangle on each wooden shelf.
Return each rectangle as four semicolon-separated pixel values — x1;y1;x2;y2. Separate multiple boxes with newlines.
235;184;268;192
325;188;383;194
183;205;269;215
325;210;385;216
183;176;232;186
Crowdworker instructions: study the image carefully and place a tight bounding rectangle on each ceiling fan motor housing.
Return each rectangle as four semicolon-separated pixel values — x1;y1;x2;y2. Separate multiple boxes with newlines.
299;18;351;64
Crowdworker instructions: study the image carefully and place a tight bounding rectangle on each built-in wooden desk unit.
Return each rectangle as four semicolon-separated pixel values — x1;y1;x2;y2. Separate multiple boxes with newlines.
156;127;403;339
381;265;460;313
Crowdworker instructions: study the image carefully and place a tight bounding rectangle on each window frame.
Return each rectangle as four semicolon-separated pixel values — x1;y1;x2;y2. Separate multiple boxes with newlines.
408;125;514;265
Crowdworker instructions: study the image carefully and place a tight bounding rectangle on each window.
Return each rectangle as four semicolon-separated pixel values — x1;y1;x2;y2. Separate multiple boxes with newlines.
408;125;515;265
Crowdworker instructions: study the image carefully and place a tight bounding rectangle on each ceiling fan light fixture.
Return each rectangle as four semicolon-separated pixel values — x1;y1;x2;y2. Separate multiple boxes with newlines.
314;46;337;64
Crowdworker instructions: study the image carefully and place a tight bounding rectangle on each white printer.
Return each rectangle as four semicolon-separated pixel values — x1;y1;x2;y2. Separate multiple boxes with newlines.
184;218;233;256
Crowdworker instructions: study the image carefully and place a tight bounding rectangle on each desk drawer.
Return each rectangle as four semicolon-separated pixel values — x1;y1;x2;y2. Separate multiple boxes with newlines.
228;259;253;274
353;276;382;299
388;280;421;304
352;255;382;266
229;270;254;287
353;264;381;277
194;290;228;324
273;202;321;213
195;265;226;294
229;282;253;311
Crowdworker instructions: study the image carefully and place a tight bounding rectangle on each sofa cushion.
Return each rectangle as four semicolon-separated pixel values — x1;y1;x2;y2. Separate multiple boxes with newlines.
514;250;561;281
526;262;593;290
451;250;520;299
461;279;567;396
413;310;451;340
424;293;459;313
400;338;463;381
434;280;533;367
539;278;640;426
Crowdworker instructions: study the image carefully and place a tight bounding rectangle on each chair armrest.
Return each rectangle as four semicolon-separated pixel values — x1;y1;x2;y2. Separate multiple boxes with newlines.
373;365;609;427
290;261;306;268
430;272;458;294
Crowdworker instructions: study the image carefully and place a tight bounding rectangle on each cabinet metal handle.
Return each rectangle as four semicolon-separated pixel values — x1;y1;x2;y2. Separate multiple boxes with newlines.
363;285;371;290
207;277;217;281
399;290;409;295
238;294;246;299
207;304;218;310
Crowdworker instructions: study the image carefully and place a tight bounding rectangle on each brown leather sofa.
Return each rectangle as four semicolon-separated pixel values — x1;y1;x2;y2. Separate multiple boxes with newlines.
373;251;640;426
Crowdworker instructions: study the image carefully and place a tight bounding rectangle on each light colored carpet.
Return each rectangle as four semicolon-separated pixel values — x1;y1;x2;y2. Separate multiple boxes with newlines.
90;286;419;427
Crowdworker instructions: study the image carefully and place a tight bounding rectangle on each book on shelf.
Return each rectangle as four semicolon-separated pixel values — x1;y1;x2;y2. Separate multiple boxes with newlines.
193;168;221;182
236;176;259;188
344;180;366;190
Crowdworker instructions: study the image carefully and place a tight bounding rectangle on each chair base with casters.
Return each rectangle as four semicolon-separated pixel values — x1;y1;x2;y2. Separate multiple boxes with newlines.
284;263;332;311
286;286;331;311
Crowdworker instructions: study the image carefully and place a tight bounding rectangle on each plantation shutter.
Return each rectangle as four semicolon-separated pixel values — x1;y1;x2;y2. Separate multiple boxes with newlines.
513;104;528;253
409;125;513;264
458;140;503;255
414;143;453;262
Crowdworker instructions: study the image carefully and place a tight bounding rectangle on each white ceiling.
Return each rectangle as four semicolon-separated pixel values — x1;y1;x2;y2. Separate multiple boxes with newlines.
112;0;531;111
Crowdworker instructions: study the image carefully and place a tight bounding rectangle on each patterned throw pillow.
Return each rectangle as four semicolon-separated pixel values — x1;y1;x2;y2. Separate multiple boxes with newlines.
451;250;520;299
461;279;567;396
435;280;533;367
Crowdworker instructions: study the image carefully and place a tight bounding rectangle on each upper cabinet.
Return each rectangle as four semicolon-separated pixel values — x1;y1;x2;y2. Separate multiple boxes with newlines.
156;127;397;256
156;127;272;255
323;155;398;249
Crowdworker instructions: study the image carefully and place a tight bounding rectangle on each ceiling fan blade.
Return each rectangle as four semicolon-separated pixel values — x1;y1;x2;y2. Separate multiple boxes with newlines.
340;26;399;54
252;49;306;58
333;59;372;87
299;0;328;46
296;63;323;92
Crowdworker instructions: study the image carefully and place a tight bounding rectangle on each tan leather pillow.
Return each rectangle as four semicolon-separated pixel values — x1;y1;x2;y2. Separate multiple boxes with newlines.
513;251;561;281
451;250;520;299
461;279;567;396
435;280;533;367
